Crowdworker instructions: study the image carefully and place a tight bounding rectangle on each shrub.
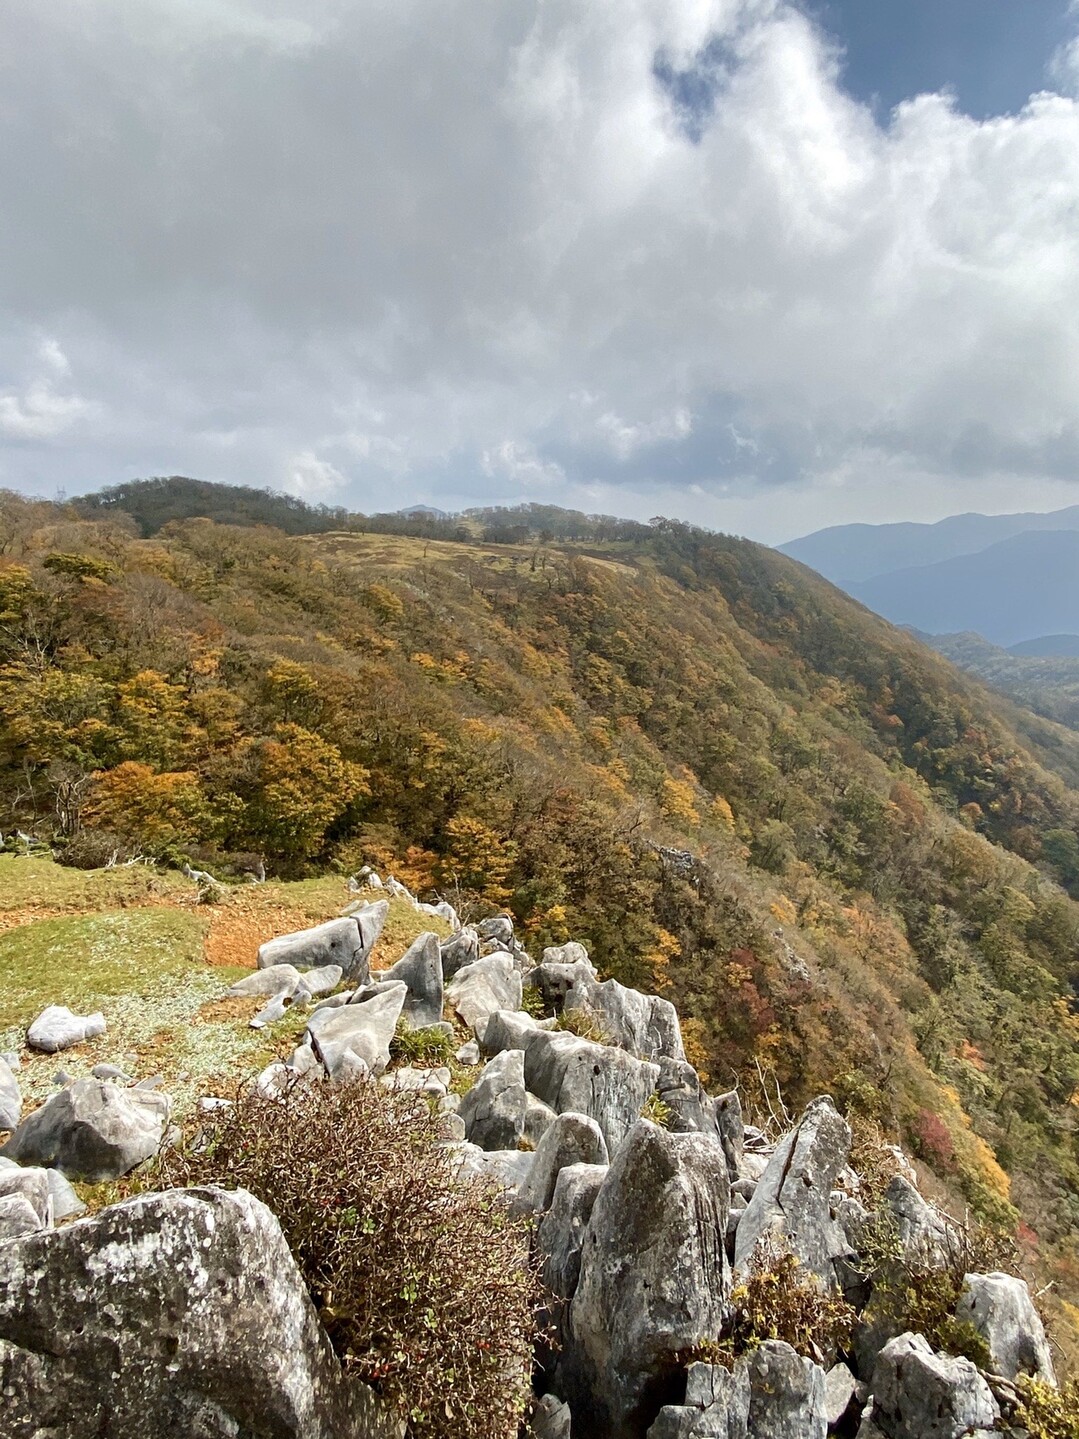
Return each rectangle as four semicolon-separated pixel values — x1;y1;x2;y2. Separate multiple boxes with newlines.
640;1093;672;1127
520;984;547;1019
722;1241;854;1364
159;1079;541;1439
57;828;137;869
1014;1377;1079;1439
909;1107;955;1170
555;1006;611;1044
389;1018;456;1067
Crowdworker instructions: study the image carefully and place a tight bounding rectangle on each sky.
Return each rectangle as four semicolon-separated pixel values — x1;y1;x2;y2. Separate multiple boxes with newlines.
3;1;1079;544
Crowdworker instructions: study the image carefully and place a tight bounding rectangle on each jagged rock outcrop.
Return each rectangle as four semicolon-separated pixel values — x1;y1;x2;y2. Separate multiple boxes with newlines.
519;1111;609;1213
734;1095;852;1287
383;931;444;1028
524;1029;660;1156
26;1005;106;1054
0;1185;402;1438
459;1048;528;1151
869;1332;998;1438
307;982;407;1080
445;952;523;1033
1;1078;170;1181
566;1120;731;1439
440;925;480;979
259;909;386;982
956;1272;1056;1384
0;1056;21;1131
882;1173;949;1265
564;973;685;1062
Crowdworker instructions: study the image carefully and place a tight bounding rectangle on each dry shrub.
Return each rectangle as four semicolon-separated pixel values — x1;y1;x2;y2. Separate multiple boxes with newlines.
555;1005;611;1044
159;1078;542;1439
722;1240;854;1365
1014;1377;1079;1439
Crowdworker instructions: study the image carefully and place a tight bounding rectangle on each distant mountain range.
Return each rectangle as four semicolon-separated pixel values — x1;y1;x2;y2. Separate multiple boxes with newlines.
781;504;1079;649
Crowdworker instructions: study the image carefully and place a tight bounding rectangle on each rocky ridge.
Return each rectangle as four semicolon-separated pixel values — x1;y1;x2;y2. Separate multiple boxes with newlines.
0;869;1064;1438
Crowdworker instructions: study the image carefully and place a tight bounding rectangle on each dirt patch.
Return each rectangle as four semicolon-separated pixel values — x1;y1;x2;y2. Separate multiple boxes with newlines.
196;996;258;1024
203;898;326;969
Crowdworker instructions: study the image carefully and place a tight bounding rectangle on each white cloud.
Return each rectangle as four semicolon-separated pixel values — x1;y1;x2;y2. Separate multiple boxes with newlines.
2;1;1079;536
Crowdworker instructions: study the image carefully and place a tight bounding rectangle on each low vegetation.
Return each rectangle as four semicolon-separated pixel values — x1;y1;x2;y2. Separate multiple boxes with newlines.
159;1080;542;1439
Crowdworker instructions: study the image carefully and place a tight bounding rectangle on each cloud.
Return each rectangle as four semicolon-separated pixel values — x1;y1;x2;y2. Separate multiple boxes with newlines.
2;0;1079;537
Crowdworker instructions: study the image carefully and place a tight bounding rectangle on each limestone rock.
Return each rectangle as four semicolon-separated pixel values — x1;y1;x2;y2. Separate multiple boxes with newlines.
564;973;685;1062
0;1193;45;1243
458;1049;528;1151
228;963;305;997
531;1392;573;1439
567;1120;731;1438
542;941;592;967
956;1272;1055;1384
477;914;515;946
745;1341;827;1439
482;1008;543;1054
26;1006;106;1054
383;932;444;1029
1;1078;170;1182
445;953;523;1034
524;1092;558;1145
871;1332;998;1439
823;1362;858;1428
648;1362;750;1438
734;1095;852;1287
0;1056;21;1131
519;1111;609;1213
0;1165;52;1230
258;912;381;983
527;959;598;1010
883;1174;949;1265
449;1142;533;1194
0;1185;402;1438
440;926;480;980
307;982;407;1079
524;1029;660;1156
537;1162;608;1309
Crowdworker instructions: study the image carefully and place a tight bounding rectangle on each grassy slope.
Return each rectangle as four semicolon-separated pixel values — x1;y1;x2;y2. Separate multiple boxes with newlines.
0;856;444;1122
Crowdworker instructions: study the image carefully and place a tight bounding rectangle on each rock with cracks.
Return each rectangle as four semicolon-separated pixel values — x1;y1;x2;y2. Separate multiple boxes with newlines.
648;1360;751;1438
383;932;444;1029
734;1095;852;1287
445;953;523;1035
307;982;407;1080
458;1048;528;1151
519;1110;609;1213
564;973;685;1062
1;1078;170;1182
0;1056;21;1131
869;1331;998;1439
745;1341;827;1439
566;1119;731;1439
524;1028;660;1156
258;909;386;983
0;1185;402;1439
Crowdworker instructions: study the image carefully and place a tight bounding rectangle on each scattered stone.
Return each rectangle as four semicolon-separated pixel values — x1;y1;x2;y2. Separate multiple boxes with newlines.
459;1049;528;1151
27;1005;106;1054
449;1142;534;1194
45;1167;86;1221
870;1332;998;1439
519;1112;609;1213
1;1052;20;1071
199;1096;234;1114
566;1120;731;1438
0;1165;52;1229
384;932;444;1029
0;1186;403;1438
746;1340;827;1439
134;1074;165;1090
53;1069;74;1087
307;981;407;1080
0;1192;45;1243
250;990;291;1029
456;1039;480;1065
734;1095;852;1287
90;1064;132;1084
1;1078;170;1182
956;1272;1055;1384
0;1057;21;1131
229;963;306;997
445;953;523;1034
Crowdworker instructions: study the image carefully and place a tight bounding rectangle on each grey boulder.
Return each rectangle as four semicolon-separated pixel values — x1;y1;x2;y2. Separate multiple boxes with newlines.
0;1185;402;1439
459;1049;528;1151
440;926;480;980
229;962;342;1000
26;1006;106;1054
870;1332;998;1439
259;908;386;983
383;932;444;1029
745;1341;827;1439
446;953;523;1034
956;1272;1055;1384
530;1393;573;1439
524;1029;660;1156
0;1056;21;1130
307;982;407;1079
648;1361;750;1438
519;1111;609;1213
564;973;685;1062
1;1079;170;1182
567;1120;731;1439
734;1095;852;1287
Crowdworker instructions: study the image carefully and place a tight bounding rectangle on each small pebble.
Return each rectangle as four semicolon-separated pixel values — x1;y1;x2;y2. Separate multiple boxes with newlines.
134;1074;165;1091
91;1064;133;1084
53;1069;73;1086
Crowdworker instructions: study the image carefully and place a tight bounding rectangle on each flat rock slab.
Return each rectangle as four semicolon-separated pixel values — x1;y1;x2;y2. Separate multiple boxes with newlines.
0;1057;21;1131
1;1078;170;1182
258;909;386;983
26;1006;106;1054
0;1185;403;1439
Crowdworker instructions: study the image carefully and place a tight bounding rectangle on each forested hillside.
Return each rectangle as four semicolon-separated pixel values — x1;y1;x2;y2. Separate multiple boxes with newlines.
4;485;1079;1354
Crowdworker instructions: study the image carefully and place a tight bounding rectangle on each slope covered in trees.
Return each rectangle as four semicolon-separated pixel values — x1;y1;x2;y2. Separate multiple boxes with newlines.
3;487;1079;1355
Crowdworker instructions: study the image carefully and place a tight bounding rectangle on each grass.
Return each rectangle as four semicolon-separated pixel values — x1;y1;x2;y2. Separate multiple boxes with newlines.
0;856;452;1141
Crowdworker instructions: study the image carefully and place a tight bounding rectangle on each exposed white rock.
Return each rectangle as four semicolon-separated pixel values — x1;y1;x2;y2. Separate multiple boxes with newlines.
27;1005;106;1054
1;1078;170;1182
